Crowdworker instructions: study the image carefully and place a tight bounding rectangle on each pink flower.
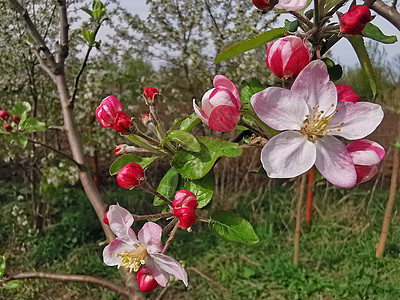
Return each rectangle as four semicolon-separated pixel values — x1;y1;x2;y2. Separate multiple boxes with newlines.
251;60;384;188
193;75;241;132
347;139;385;183
0;110;10;121
340;5;374;35
266;36;310;79
103;217;188;287
113;111;132;133
336;84;359;103
252;0;307;11
172;190;198;230
96;96;123;128
116;163;145;189
136;267;158;292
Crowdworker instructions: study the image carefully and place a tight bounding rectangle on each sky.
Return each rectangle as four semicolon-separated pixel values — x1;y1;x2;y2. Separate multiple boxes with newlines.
117;0;399;68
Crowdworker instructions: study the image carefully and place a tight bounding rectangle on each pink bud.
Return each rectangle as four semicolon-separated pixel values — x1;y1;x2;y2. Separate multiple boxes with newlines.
172;190;198;229
0;110;10;121
193;75;241;132
340;5;374;35
136;267;158;292
113;111;132;133
266;36;310;79
114;144;126;156
4;124;12;132
13;115;20;124
95;96;123;128
336;84;359;103
142;87;160;105
252;0;271;10
103;210;110;225
116;163;145;189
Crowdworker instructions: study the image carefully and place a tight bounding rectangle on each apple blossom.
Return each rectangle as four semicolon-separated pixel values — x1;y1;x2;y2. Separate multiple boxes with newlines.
193;75;241;132
336;84;359;103
251;60;383;188
172;190;198;229
136;267;158;292
340;5;373;35
96;95;123;128
116;163;145;189
252;0;307;11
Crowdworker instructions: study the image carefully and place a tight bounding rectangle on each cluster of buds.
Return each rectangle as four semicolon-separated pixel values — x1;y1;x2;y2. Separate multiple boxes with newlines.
0;109;20;132
172;190;198;229
96;95;133;133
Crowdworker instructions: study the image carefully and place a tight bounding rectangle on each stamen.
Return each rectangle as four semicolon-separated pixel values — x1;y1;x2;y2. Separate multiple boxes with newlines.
115;244;148;273
339;122;344;125
337;129;341;131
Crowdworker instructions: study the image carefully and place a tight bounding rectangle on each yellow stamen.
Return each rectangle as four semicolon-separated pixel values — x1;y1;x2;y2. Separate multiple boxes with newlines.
115;244;148;273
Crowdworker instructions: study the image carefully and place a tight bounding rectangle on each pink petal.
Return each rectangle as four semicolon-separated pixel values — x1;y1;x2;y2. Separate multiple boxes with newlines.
96;106;113;128
150;253;188;287
327;101;384;140
291;60;337;116
261;131;316;178
356;165;379;184
208;105;241;132
138;222;163;254
213;75;240;107
336;84;359;103
108;205;136;239
193;100;209;125
103;238;136;266
275;0;308;11
209;88;239;109
201;89;215;115
314;136;356;188
347;139;385;166
251;87;308;131
144;257;169;287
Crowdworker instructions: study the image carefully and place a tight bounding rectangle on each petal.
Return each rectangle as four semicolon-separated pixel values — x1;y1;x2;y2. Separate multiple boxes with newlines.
150;253;188;287
108;205;135;238
209;88;239;109
327;101;384;140
275;0;307;11
251;87;308;131
356;165;379;184
208;105;241;132
201;89;215;115
144;257;169;287
291;60;337;116
261;131;316;178
347;139;385;166
193;100;209;125
213;75;240;107
336;84;359;103
314;136;356;188
96;106;113;128
103;238;136;266
138;222;163;254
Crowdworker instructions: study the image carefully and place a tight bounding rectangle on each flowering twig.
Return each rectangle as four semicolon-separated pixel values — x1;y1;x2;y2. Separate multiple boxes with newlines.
162;221;180;254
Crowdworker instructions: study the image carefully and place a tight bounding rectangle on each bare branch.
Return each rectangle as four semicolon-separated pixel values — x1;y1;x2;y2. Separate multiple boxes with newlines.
365;0;400;31
56;0;69;64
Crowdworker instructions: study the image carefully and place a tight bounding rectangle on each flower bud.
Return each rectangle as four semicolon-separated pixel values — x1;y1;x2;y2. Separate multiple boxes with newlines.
96;95;123;128
142;87;160;106
116;163;145;189
0;110;10;121
114;144;126;156
253;0;306;11
13;115;20;124
172;190;198;229
252;0;273;10
340;5;374;35
103;210;110;225
4;124;12;132
266;36;310;79
336;84;359;103
141;114;151;126
193;75;241;132
136;267;158;292
113;111;132;133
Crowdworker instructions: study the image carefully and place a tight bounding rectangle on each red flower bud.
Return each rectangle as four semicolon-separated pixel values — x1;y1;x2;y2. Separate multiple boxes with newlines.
142;87;160;106
340;5;373;35
4;124;12;132
103;210;110;225
95;95;123;128
113;111;132;133
252;0;272;10
136;267;158;292
116;163;145;189
13;115;20;124
336;84;359;103
266;36;310;79
172;190;198;229
114;144;126;156
0;110;10;121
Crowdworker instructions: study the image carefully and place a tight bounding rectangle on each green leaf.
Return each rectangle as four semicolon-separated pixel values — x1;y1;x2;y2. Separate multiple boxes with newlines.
327;64;342;81
322;57;335;68
92;0;106;19
235;125;248;131
170;118;185;131
209;211;259;245
109;155;155;175
240;78;264;106
161;130;200;152
11;102;31;123
213;27;286;64
362;23;398;44
154;167;180;206
346;35;377;99
179;113;201;132
171;137;243;180
20;118;47;132
81;7;93;17
392;141;400;149
2;280;20;290
184;171;214;208
12;135;28;148
285;19;299;32
0;255;6;279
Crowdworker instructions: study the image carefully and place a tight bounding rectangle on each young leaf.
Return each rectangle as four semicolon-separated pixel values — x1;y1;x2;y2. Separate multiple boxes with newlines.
209;211;259;245
11;102;31;123
392;141;400;149
20;118;47;132
240;78;265;109
161;130;200;152
3;280;20;289
154;167;180;206
171;137;243;179
346;35;377;99
179;113;201;132
109;155;155;175
81;7;93;17
362;23;398;44
184;171;214;208
285;19;299;32
213;27;286;64
12;135;28;148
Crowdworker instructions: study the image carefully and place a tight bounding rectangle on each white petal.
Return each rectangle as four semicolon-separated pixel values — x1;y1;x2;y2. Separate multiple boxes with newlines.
261;131;316;178
145;257;169;287
251;87;308;131
314;136;356;188
327;101;384;140
103;238;136;266
108;205;136;240
138;222;163;254
150;253;188;287
347;139;385;166
275;0;307;11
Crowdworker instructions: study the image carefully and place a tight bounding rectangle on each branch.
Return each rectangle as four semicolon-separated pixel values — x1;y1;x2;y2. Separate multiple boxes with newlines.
56;0;69;64
1;271;131;297
162;221;180;253
365;0;400;31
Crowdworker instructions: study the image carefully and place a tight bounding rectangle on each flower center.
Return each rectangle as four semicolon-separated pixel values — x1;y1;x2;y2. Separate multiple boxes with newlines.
116;244;148;273
300;104;343;141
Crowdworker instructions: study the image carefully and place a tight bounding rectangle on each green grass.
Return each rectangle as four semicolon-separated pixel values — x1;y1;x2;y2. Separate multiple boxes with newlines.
1;182;400;299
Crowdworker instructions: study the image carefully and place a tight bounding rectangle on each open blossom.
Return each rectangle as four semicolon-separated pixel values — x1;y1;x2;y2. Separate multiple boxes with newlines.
103;208;188;288
252;0;307;11
172;190;198;229
347;139;385;183
251;60;384;188
96;96;123;128
193;75;241;132
340;5;373;35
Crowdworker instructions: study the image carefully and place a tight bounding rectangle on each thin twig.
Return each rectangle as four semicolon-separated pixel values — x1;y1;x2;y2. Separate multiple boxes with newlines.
141;181;173;206
132;212;173;221
162;218;178;235
188;267;228;293
162;221;180;253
